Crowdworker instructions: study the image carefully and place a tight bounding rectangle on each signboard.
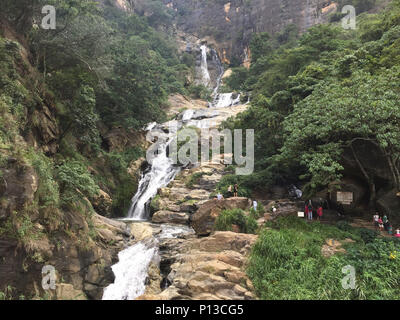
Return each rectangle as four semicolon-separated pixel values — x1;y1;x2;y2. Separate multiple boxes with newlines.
298;211;304;218
337;192;353;205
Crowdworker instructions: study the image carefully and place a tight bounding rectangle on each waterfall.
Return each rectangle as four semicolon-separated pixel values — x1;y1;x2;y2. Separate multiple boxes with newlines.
127;126;180;221
211;48;225;97
213;93;241;108
200;45;211;87
102;239;158;300
126;44;244;221
102;224;194;300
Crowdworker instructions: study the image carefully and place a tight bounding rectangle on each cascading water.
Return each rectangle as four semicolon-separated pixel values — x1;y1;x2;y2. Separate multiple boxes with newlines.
102;239;158;300
102;224;194;300
104;43;247;300
127;126;180;221
213;93;241;108
200;45;211;87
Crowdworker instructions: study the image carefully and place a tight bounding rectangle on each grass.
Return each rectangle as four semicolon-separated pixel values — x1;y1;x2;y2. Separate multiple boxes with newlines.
248;216;400;300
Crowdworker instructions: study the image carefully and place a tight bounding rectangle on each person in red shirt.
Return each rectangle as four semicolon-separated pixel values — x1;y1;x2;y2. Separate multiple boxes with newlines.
317;206;323;221
304;204;309;220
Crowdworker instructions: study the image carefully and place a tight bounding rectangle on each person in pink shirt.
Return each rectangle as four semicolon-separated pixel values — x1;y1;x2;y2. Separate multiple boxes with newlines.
395;229;400;238
378;217;384;232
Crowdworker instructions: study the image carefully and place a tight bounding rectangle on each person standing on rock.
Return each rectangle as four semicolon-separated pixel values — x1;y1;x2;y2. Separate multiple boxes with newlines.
234;184;238;197
253;200;258;212
227;185;233;198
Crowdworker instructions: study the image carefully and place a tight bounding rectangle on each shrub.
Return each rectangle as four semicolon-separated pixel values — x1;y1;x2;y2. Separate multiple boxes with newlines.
56;160;99;207
26;150;60;208
359;228;379;244
215;208;258;234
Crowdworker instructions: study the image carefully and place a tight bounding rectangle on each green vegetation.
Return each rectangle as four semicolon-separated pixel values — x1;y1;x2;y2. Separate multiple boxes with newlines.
248;216;400;299
0;0;184;223
215;208;258;234
223;1;400;203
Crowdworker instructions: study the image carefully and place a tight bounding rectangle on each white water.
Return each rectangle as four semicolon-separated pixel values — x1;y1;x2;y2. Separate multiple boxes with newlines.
182;109;195;121
200;45;211;87
127;129;180;221
102;239;158;300
213;93;241;108
102;224;194;300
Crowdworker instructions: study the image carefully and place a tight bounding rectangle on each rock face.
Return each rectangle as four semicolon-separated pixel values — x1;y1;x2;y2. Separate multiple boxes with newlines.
139;231;257;300
161;0;338;64
191;198;251;236
0;212;131;300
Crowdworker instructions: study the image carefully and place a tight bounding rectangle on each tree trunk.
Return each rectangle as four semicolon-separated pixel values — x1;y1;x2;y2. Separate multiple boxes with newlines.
350;143;377;209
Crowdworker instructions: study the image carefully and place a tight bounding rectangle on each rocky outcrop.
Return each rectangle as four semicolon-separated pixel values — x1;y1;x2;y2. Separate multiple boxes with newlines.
0;211;131;300
150;163;230;225
139;231;257;300
101;127;148;152
162;0;338;64
152;211;190;225
191;198;250;236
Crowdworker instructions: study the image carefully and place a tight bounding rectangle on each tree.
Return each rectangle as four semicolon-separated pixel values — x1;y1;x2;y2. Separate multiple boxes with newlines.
279;68;400;205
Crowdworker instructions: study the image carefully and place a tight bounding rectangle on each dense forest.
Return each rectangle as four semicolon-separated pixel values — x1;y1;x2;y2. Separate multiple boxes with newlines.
0;0;399;302
221;0;400;210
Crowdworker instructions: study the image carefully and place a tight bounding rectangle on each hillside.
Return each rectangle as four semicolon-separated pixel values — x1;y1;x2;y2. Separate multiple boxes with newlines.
0;0;399;301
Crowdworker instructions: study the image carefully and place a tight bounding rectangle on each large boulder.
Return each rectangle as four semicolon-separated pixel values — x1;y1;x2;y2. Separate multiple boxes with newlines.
152;210;190;225
191;197;250;236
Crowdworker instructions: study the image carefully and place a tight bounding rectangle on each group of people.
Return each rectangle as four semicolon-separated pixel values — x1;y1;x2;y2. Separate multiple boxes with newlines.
304;200;323;221
373;213;400;237
216;184;239;201
227;184;239;198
